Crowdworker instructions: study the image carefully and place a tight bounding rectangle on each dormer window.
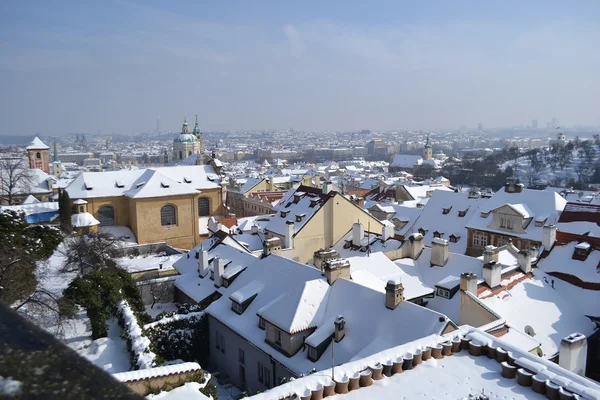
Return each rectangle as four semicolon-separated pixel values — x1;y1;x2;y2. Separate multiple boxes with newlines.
500;217;513;230
449;234;460;243
295;213;306;222
433;231;443;239
293;194;302;204
481;211;489;218
308;346;318;361
458;210;467;217
535;216;548;227
573;242;591;260
442;206;452;215
309;199;319;208
258;317;266;330
418;228;427;235
232;301;244;314
280;210;289;218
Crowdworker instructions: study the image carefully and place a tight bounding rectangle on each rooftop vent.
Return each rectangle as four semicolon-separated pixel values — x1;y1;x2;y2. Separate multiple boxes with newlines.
115;180;125;188
184;176;192;183
84;181;93;190
136;182;145;188
161;181;170;188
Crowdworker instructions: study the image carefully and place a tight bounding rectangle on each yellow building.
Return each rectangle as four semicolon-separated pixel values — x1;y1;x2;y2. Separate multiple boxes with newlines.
65;165;224;249
226;177;285;217
264;185;384;263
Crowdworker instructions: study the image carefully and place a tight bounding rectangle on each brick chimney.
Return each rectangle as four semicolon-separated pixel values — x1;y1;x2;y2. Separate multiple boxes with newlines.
284;221;295;249
324;258;351;285
213;257;225;287
198;249;209;278
559;333;587;376
517;249;531;273
263;237;282;257
313;248;339;271
334;315;346;342
352;222;364;247
542;225;557;250
431;238;449;266
482;261;501;288
385;279;404;310
460;272;477;294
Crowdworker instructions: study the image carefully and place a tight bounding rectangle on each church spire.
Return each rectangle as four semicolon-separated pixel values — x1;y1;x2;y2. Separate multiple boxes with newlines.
182;115;190;134
193;114;201;137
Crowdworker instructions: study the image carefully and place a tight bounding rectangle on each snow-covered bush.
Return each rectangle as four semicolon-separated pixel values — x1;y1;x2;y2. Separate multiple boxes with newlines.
145;309;209;366
117;299;157;369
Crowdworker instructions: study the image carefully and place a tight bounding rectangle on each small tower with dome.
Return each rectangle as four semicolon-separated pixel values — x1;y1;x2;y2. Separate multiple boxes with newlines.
172;115;203;161
423;134;432;161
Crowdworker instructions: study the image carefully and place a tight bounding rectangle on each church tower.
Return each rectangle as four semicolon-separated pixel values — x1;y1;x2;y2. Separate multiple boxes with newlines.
172;115;203;162
192;115;204;154
26;137;50;174
423;134;432;161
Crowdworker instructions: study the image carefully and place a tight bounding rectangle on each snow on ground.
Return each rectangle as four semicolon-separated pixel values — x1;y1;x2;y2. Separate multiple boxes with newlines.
147;382;210;400
145;302;179;319
75;317;131;374
37;242;75;294
0;376;22;396
118;253;181;273
215;381;242;400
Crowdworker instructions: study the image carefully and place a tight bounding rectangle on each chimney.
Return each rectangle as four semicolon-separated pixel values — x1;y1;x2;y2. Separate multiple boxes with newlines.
517;249;531;273
213;257;225;287
528;246;538;260
198;250;209;278
483;245;498;264
460;272;477;294
285;221;294;249
542;225;557;250
381;221;394;241
251;224;259;234
324;258;351;285
504;183;524;193
385;279;405;310
334;315;345;342
404;233;425;260
263;237;282;257
322;181;332;195
352;222;364;247
431;238;449;266
313;248;339;270
482;262;501;288
559;333;588;376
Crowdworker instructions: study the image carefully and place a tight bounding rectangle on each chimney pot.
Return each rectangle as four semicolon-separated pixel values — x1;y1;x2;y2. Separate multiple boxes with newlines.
385;278;404;309
324;258;351;285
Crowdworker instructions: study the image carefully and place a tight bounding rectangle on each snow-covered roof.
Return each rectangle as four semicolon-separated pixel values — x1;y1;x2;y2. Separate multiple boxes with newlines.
406;191;487;254
21;194;40;204
26;136;49;150
265;187;330;237
250;326;600;400
238;177;263;194
65;165;221;199
332;229;403;258
71;212;100;227
390;154;422;168
537;242;600;284
206;252;450;375
466;187;567;243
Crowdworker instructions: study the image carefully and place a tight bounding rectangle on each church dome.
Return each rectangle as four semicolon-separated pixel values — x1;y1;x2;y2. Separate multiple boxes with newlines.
174;133;198;143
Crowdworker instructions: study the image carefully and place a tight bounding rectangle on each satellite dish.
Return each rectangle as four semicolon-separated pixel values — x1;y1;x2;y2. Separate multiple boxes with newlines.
525;325;536;337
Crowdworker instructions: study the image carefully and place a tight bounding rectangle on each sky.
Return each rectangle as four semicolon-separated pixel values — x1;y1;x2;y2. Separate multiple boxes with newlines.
1;0;599;135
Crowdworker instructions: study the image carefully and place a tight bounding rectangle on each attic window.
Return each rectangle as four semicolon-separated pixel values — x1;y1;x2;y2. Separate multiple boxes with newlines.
309;199;320;208
535;217;548;227
258;317;266;330
433;231;443;238
115;180;125;188
295;213;306;222
458;210;467;217
293;194;302;204
418;228;427;235
442;206;452;215
481;211;490;218
184;176;192;183
280;210;289;218
449;234;460;243
84;181;93;190
161;181;170;188
573;242;591;260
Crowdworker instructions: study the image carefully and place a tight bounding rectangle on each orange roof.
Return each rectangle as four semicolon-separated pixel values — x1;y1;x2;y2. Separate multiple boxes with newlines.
216;217;238;228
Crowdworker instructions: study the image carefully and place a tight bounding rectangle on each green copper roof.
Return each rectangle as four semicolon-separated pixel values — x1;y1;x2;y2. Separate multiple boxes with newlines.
174;133;198;143
193;114;201;135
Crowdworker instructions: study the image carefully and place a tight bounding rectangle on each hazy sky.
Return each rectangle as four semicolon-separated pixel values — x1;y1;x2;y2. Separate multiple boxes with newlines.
1;0;599;135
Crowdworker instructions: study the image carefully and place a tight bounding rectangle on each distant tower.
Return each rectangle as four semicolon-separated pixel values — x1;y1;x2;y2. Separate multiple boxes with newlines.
192;115;204;153
52;137;62;176
172;115;203;162
423;134;432;161
26;137;50;174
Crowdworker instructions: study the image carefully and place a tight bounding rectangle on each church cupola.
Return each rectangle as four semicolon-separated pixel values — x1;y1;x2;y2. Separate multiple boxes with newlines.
182;115;190;134
193;115;202;139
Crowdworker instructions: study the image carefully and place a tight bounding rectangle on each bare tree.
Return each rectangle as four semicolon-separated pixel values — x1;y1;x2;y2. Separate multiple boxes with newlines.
144;278;173;309
61;232;122;276
0;157;34;205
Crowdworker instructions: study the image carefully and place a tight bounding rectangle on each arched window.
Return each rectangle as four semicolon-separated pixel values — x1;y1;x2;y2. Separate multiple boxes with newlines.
198;197;210;216
188;151;192;156
179;151;183;160
97;206;115;226
161;205;177;226
36;152;41;159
